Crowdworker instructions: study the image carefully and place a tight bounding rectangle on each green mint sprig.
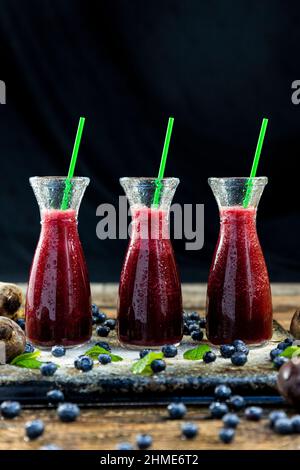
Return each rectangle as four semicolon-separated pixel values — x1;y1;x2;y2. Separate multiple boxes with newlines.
10;350;43;369
84;345;123;362
131;352;164;375
183;344;211;360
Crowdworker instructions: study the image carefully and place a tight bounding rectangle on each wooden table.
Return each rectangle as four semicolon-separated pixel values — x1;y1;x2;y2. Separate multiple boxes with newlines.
1;283;300;451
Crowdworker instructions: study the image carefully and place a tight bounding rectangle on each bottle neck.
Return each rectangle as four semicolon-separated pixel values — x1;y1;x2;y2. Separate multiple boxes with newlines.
40;208;78;225
219;206;257;226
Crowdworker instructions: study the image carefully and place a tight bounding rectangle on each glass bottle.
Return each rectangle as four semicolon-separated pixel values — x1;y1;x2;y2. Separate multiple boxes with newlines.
117;177;183;348
206;177;272;345
25;177;92;348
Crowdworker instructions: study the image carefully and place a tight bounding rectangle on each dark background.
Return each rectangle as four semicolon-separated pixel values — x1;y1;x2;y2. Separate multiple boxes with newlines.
0;0;299;283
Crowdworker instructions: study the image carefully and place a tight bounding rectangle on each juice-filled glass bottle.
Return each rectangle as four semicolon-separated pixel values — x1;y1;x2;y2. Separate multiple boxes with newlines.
206;177;272;345
25;177;92;348
117;177;183;348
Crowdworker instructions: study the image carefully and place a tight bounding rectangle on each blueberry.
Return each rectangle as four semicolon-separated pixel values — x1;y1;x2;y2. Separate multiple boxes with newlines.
24;342;35;353
96;325;110;337
183;324;190;335
162;345;178;358
203;351;216;363
219;428;235;444
95;341;111;352
284;338;294;347
199;317;206;328
188;323;199;334
76;355;93;372
98;354;112;365
222;413;240;429
274;418;293;434
268;411;287;428
181;422;198;439
231;352;247;366
51;345;66;357
46;389;65;404
0;401;21;419
291;415;300;433
57;403;80;423
167;402;187;419
220;345;235;358
93;311;107;324
209;401;229;418
270;348;281;360
116;442;133;450
191;330;204;342
39;444;62;450
232;339;246;348
277;342;288;351
104;319;116;330
139;349;151;359
25;419;44;440
136;434;152;449
273;356;289;369
214;385;232;400
234;342;249;355
245;406;263;421
189;312;200;322
74;355;84;370
150;359;166;373
40;362;57;377
16;318;25;330
91;304;99;315
227;395;245;410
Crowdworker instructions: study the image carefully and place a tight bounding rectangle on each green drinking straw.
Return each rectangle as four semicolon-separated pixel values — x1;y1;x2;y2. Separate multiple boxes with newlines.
61;117;86;210
152;117;174;207
243;117;269;208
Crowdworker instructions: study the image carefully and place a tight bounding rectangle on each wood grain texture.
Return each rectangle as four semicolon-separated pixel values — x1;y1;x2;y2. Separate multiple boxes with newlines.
0;283;299;450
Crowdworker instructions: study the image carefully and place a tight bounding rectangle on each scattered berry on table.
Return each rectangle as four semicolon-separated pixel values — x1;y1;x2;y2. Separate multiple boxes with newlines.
116;442;133;450
268;410;287;428
57;403;80;423
232;339;246;348
74;355;84;370
199;317;206;328
244;406;263;421
162;344;178;358
191;330;204;342
233;341;249;355
150;359;166;373
222;413;240;429
139;349;150;359
188;323;199;334
274;417;293;434
209;401;229;419
51;345;66;357
220;345;235;358
16;318;25;330
181;422;199;439
75;355;93;372
94;311;107;324
91;304;99;315
95;341;111;352
273;356;289;369
24;342;35;353
136;434;153;449
0;401;21;419
39;444;62;450
98;354;112;365
104;319;116;330
96;325;110;337
219;427;235;444
270;348;281;360
46;389;65;404
183;324;190;335
214;384;232;400
25;419;45;440
167;402;187;419
283;337;293;347
291;415;300;433
203;351;217;363
227;395;245;410
40;362;57;377
231;352;247;366
189;312;200;321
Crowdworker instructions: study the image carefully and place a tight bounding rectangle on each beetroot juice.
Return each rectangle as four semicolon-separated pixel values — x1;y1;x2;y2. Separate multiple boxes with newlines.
25;177;92;348
117;178;183;347
206;177;272;345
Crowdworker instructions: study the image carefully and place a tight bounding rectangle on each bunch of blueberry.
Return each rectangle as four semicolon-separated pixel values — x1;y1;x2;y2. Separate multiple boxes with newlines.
220;340;249;366
92;304;116;338
269;338;293;369
183;311;206;342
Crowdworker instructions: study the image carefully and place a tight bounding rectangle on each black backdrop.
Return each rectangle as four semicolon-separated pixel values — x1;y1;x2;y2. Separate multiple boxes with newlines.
0;0;300;282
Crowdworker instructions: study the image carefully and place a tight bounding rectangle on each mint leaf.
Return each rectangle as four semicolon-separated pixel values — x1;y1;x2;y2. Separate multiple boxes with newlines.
84;345;123;362
183;344;211;360
280;346;300;358
131;352;164;375
10;350;43;369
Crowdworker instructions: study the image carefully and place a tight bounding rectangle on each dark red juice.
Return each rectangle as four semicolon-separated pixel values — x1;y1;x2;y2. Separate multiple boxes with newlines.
25;209;92;347
117;207;183;347
206;206;272;345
